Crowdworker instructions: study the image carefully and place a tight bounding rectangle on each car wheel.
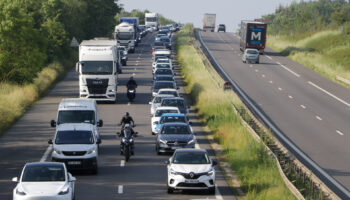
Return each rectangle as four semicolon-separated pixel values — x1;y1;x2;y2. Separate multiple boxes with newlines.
167;187;174;194
208;187;215;194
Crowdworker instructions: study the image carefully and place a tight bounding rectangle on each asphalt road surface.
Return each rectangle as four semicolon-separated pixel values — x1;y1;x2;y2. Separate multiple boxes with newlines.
199;31;350;197
0;33;235;200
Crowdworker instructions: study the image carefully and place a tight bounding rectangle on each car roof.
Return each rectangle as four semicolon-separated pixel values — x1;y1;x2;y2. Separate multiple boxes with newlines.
162;122;188;126
25;162;65;168
162;97;184;101
154;94;175;98
245;48;259;52
158;88;177;92
174;148;207;153
154;80;175;84
155;106;179;111
56;123;94;131
59;98;96;111
161;113;186;117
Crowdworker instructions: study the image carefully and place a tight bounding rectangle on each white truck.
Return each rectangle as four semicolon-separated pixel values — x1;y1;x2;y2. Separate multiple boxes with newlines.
203;13;216;32
76;39;119;102
114;22;135;53
145;13;159;31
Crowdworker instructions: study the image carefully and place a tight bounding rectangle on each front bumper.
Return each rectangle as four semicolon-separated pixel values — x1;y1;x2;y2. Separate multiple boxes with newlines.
52;157;97;171
157;143;195;153
13;190;72;200
168;173;215;190
80;86;116;102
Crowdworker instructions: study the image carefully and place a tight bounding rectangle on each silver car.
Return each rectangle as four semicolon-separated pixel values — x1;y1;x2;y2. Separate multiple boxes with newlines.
242;48;259;64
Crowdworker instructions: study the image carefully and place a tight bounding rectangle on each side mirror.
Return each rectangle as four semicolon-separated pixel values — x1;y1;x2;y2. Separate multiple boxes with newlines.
149;102;152;105
96;138;102;144
48;139;53;144
12;177;18;182
212;159;217;166
75;62;79;72
97;120;103;127
69;173;76;182
50;120;56;127
164;160;170;165
189;121;192;125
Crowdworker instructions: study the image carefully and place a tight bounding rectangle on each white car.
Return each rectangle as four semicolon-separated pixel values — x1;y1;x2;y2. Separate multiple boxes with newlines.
157;88;179;97
49;123;101;174
151;106;180;135
152;58;173;69
12;162;76;200
166;149;217;194
149;94;174;115
153;63;173;74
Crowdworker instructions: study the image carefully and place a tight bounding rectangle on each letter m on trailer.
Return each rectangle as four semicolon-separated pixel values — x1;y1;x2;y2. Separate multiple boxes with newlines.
251;31;261;41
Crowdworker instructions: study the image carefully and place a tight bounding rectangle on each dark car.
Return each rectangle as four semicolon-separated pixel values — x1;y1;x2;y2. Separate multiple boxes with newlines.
160;97;189;116
154;75;175;82
218;24;226;32
154;68;174;79
157;36;172;49
152;81;178;97
155;123;195;154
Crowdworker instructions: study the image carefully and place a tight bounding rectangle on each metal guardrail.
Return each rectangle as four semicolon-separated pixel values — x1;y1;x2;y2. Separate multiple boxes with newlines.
195;30;350;199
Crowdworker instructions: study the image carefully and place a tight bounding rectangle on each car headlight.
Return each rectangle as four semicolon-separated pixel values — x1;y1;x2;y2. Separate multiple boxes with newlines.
87;148;96;154
16;187;26;196
58;185;70;195
170;168;180;175
159;139;167;144
53;149;62;155
206;168;215;176
187;139;195;145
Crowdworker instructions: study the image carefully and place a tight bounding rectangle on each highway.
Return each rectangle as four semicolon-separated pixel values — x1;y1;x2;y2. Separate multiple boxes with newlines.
0;33;235;200
199;31;350;197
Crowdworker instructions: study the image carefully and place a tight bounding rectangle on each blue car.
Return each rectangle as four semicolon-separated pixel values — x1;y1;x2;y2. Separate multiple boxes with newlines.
154;113;191;135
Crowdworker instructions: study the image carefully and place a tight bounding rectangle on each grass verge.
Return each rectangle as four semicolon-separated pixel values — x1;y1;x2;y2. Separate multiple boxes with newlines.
176;24;296;200
267;30;350;87
0;53;77;135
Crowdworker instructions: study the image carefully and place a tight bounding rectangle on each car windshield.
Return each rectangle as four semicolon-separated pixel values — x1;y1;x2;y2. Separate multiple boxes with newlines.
172;152;210;164
156;64;171;69
156;76;174;81
247;50;258;54
155;69;172;75
155;54;170;59
57;110;95;125
161;99;185;108
159;90;178;96
155;110;179;117
157;59;169;64
154;42;164;46
81;61;113;75
22;165;65;182
55;131;94;144
161;125;190;134
160;116;186;123
146;17;157;22
117;32;133;40
154;82;175;89
160;38;170;42
153;96;170;104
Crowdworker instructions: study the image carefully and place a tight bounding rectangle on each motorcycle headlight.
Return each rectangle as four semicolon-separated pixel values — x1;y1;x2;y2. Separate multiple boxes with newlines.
122;138;127;143
129;138;133;143
206;168;215;176
58;185;69;195
16;186;26;196
53;149;62;155
87;148;96;154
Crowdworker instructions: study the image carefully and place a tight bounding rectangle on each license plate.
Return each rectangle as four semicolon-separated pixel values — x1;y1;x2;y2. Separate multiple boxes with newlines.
185;179;199;184
171;146;180;150
67;161;81;165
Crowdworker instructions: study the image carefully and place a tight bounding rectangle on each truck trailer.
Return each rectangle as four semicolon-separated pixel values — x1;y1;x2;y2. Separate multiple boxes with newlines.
120;17;140;46
203;13;216;32
114;22;136;53
145;13;159;31
240;21;267;53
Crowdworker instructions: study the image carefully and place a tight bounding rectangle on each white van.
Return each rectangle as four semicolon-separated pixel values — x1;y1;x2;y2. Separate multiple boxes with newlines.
50;98;103;139
49;123;101;174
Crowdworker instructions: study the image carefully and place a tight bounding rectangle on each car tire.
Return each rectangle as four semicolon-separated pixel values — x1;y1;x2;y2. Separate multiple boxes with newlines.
167;187;174;194
208;187;215;194
152;132;155;135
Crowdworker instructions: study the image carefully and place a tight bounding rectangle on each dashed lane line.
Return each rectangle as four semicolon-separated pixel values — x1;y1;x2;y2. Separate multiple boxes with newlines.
288;95;293;99
266;55;272;60
118;185;123;194
276;62;300;78
40;145;52;162
120;160;125;167
300;105;306;109
336;130;344;136
308;81;350;107
316;116;322;121
278;87;283;91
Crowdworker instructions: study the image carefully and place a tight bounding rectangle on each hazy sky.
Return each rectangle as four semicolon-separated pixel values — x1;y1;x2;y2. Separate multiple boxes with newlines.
118;0;300;32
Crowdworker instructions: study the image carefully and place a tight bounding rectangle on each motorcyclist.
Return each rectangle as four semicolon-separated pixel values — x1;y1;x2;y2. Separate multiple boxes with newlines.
119;123;136;155
119;112;135;129
126;76;137;89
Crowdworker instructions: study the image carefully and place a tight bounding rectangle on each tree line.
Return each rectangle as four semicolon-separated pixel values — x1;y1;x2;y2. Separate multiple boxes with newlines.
263;0;350;36
0;0;119;84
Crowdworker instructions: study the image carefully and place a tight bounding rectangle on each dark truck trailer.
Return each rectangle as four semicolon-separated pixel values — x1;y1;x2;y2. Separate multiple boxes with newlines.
240;21;267;53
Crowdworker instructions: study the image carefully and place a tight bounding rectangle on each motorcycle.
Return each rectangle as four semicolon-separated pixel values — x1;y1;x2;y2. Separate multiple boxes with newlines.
117;128;138;162
127;85;136;102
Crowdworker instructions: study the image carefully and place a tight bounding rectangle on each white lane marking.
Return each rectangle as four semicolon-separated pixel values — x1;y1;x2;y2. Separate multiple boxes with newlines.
120;160;125;167
136;63;139;66
250;64;253;68
261;74;265;78
195;143;200;149
136;60;140;63
269;80;273;84
118;185;123;194
316;116;322;121
300;105;306;109
288;95;293;99
134;68;136;71
276;62;300;77
255;69;258;72
308;81;350;107
137;57;140;59
278;87;283;91
40;145;53;162
336;130;344;136
127;102;130;106
132;73;135;76
215;185;224;199
266;55;272;60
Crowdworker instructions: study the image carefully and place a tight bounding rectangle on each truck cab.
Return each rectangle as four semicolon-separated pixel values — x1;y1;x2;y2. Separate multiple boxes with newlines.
115;22;135;53
145;13;159;31
77;42;118;102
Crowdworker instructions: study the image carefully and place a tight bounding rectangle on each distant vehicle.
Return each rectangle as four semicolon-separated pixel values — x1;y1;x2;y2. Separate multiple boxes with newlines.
12;162;76;200
153;63;172;74
154;113;191;135
114;22;136;53
165;149;217;194
154;75;175;82
120;17;140;46
156;88;179;97
153;69;175;81
158;36;172;49
218;24;226;32
149;94;175;115
155;123;196;154
77;39;119;102
153;58;173;69
203;13;216;32
153;50;171;62
145;13;159;30
50;98;103;140
118;46;128;66
151;107;180;135
242;49;259;64
161;97;189;116
152;81;178;97
240;21;267;53
49;123;101;174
